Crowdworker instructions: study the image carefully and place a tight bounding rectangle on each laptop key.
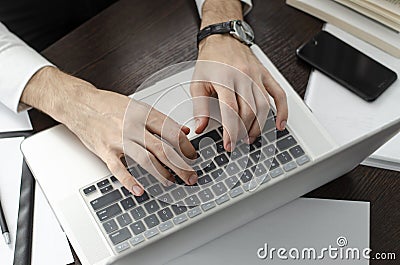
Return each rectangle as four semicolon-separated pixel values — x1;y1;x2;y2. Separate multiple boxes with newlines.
237;156;253;169
239;169;253;183
171;187;187;201
270;167;284;178
229;186;244;198
110;176;118;183
216;141;225;153
173;214;188;225
264;158;280;170
121;187;131;197
211;182;228;197
117;213;133;227
144;214;160;229
83;185;96;195
296;155;310;166
262;144;277;157
289;145;305;158
97;179;110;188
200;146;216;160
214;154;229;167
226;163;240;176
283;161;297;172
90;190;122;211
144;227;160;239
115;242;130;253
157;193;174;207
216;194;230;205
201;201;216;211
109;227;132;245
224;176;239;190
276;151;293;164
277;136;297;151
250;150;262;163
184;194;201;207
144;200;160;214
130;206;146;221
159;220;174;232
171;202;187;215
103;219;118;234
120;197;136;210
202;160;216;173
96;204;122;222
187;207;202;218
185;184;201;195
134;192;150;204
129;234;145;246
210;168;226;180
198;188;214;202
198;174;213;186
130;220;146;235
251;164;267;177
157;207;174;222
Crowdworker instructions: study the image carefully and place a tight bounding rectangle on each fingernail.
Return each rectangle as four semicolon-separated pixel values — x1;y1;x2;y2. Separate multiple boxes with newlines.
189;174;198;185
131;185;143;196
226;142;232;152
280;120;287;130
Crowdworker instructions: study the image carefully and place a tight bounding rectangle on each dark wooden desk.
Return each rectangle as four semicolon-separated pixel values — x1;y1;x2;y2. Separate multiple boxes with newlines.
31;0;399;264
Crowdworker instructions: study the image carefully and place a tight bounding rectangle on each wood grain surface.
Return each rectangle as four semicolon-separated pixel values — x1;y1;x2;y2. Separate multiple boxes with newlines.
31;0;399;264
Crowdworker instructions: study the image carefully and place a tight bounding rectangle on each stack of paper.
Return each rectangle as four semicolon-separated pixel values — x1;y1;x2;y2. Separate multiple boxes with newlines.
304;24;400;171
0;107;73;265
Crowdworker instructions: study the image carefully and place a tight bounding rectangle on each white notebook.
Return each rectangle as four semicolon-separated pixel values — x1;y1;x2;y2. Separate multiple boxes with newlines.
304;24;400;171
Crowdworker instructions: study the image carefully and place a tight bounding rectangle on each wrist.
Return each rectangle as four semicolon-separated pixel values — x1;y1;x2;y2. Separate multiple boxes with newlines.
21;66;99;125
201;0;243;30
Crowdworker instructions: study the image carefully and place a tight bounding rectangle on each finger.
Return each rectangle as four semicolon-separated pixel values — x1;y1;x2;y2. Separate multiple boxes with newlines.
144;132;198;185
106;155;144;196
124;140;175;187
146;107;197;159
236;82;257;142
190;81;212;134
262;70;288;131
217;84;239;152
247;81;270;142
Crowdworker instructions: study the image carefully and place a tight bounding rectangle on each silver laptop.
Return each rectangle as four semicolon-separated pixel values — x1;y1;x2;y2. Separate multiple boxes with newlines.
20;45;400;265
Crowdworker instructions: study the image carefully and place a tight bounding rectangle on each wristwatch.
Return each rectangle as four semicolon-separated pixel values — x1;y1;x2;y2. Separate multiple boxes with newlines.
197;20;255;47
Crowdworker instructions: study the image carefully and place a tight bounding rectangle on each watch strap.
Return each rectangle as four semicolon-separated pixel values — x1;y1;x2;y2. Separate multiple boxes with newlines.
197;21;233;47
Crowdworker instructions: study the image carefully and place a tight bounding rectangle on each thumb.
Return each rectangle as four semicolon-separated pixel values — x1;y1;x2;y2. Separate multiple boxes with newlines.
190;81;211;134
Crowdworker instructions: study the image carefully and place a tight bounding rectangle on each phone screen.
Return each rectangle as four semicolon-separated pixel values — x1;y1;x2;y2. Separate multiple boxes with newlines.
297;31;397;101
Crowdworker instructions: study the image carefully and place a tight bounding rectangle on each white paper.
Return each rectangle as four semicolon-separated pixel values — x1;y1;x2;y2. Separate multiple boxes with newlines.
0;137;73;265
0;137;24;264
0;103;32;132
304;24;400;168
167;198;369;265
31;186;74;265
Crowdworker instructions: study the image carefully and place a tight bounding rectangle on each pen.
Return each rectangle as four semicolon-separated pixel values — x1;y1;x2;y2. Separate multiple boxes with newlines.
0;198;11;244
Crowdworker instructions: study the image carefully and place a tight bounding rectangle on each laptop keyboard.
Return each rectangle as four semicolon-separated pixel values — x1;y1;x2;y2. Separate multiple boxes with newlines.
80;113;310;254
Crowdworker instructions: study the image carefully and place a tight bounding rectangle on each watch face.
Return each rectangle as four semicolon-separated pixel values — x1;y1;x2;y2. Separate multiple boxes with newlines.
232;20;254;45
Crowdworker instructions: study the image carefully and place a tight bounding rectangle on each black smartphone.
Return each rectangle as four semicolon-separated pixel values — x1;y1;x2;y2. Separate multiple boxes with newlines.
296;31;397;101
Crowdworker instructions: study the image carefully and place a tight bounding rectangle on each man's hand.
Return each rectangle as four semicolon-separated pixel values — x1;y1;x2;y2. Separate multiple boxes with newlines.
21;67;198;196
192;0;288;152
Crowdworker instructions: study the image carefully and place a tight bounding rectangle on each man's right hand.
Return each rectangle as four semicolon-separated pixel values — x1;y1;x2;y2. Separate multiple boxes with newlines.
21;66;198;196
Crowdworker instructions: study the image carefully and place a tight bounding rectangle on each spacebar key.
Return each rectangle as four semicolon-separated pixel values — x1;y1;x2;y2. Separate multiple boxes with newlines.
90;190;122;211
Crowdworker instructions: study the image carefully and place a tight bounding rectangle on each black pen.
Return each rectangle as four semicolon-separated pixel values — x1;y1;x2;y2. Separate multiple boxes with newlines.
0;198;11;244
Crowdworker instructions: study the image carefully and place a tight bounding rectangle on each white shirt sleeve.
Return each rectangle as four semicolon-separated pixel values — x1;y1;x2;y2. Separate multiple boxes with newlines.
0;22;53;113
195;0;253;18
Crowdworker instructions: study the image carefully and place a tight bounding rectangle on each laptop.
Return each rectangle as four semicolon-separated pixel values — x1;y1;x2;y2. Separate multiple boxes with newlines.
20;45;400;265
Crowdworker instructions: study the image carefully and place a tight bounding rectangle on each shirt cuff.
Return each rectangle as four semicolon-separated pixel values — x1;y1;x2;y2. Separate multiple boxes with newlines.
195;0;253;18
0;45;54;113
